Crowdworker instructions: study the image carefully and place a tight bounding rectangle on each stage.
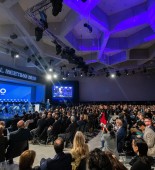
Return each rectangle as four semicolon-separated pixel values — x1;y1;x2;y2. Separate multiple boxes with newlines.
0;112;23;120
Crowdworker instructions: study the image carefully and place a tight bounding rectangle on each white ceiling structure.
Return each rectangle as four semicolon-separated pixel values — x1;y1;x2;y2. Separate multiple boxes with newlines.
0;0;155;78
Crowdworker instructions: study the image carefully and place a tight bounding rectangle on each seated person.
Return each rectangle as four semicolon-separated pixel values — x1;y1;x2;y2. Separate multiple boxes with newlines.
88;148;112;170
0;125;8;162
19;150;40;170
40;137;72;170
59;116;78;147
71;131;89;170
130;138;153;170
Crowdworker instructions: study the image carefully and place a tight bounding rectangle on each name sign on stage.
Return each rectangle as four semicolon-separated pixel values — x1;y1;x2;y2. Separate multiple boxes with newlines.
0;65;38;82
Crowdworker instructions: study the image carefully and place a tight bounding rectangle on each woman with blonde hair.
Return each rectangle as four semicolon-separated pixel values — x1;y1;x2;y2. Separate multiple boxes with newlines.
19;150;40;170
71;131;89;170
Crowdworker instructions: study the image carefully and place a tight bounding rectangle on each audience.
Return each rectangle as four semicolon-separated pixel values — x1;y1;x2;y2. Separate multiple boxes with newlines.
0;125;8;162
71;131;89;170
130;138;153;170
19;150;40;170
137;121;155;156
40;137;72;170
0;103;155;169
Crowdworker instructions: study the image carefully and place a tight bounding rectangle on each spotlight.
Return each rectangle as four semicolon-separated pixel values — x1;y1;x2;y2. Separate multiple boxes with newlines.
49;68;53;72
80;73;83;77
46;74;52;80
11;51;19;58
110;73;116;78
53;74;58;79
35;27;43;41
62;77;66;80
15;53;19;58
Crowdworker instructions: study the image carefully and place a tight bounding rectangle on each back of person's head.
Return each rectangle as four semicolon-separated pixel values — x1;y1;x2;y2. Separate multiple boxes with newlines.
17;120;25;129
54;137;64;154
0;121;5;127
137;121;146;127
89;148;112;170
0;125;4;136
71;131;89;157
105;151;127;170
106;123;115;139
19;150;36;170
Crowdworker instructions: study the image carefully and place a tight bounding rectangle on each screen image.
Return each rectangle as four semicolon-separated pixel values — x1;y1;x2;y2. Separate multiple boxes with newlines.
53;86;73;98
0;83;32;102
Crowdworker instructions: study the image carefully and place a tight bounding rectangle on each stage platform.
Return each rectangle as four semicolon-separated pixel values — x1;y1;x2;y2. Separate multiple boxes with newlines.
0;113;23;121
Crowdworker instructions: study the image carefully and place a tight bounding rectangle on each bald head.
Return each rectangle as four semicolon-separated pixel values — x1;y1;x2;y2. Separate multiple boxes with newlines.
54;137;64;154
17;120;25;129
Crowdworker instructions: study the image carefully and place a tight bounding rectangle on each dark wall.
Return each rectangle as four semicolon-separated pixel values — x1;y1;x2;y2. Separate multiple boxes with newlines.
77;74;155;102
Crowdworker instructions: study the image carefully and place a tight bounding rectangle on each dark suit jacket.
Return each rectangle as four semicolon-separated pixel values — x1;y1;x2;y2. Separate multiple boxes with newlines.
40;152;72;170
36;118;47;135
0;136;8;162
51;119;62;136
66;122;78;141
6;128;32;159
117;126;126;152
9;128;32;142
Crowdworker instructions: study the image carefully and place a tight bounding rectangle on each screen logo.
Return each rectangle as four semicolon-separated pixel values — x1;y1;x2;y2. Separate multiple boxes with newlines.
0;88;6;95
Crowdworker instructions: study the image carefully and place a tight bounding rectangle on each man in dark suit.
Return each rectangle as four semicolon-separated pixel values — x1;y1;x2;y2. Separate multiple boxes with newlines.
31;113;47;138
47;113;62;143
6;120;32;164
59;116;78;147
40;137;72;170
116;119;126;153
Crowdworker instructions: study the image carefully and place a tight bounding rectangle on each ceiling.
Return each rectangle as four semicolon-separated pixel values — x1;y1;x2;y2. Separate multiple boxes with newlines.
0;0;155;78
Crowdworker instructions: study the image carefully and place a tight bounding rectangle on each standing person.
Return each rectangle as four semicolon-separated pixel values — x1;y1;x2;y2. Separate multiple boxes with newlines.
116;119;126;153
71;131;89;170
100;105;108;131
6;120;32;164
101;123;119;158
